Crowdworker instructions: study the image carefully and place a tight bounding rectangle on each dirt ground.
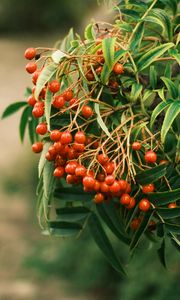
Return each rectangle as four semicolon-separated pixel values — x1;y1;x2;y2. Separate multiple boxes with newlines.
0;36;89;300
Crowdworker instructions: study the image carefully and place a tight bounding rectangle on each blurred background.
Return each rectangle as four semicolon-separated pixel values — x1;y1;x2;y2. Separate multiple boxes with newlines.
0;1;179;299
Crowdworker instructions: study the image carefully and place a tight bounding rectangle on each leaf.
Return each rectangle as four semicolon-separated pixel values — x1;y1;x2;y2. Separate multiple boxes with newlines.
84;23;95;40
1;101;27;119
38;142;52;178
60;28;74;52
56;206;90;222
45;89;53;131
51;50;68;64
35;63;58;100
95;103;113;140
165;223;180;234
49;221;82;237
121;9;140;20
102;37;116;70
130;83;143;102
135;164;167;185
28;115;37;144
43;161;55;199
101;49;126;84
19;106;31;142
129;22;144;52
88;213;126;276
97;202;130;245
156;207;180;219
169;49;180;66
149;188;180;205
150;100;172;129
161;101;180;143
149;66;157;89
130;210;154;251
137;43;174;71
159;0;178;15
169;233;180;251
161;77;178;99
157;239;167;269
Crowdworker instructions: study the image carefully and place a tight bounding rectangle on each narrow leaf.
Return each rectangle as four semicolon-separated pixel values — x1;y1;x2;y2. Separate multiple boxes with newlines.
135;164;167;185
56;206;90;222
102;37;116;70
161;77;178;99
49;221;82;237
149;188;180;205
156;207;180;219
165;223;180;234
38;142;52;177
45;89;53;131
150;101;171;129
95;103;113;140
161;101;180;143
129;22;144;52
19;106;31;142
2;102;27;119
157;239;167;269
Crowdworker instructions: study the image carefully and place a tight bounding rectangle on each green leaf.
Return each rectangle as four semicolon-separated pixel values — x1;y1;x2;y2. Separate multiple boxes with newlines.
1;101;27;119
84;23;95;40
130;83;143;102
137;43;174;71
165;223;180;234
28;115;37;144
169;49;180;66
95;103;113;140
149;66;157;89
43;161;55;199
51;50;68;64
102;37;116;70
150;100;172;129
60;28;74;52
169;233;180;251
56;206;90;222
149;188;180;205
88;213;126;276
156;207;180;219
121;9;140;20
101;49;126;84
135;164;167;185
35;63;58;100
130;210;154;251
159;0;178;15
19;106;31;142
157;239;167;269
45;89;53;131
38;142;52;178
161;101;180;143
129;22;144;52
97;202;130;245
49;221;82;237
161;77;178;99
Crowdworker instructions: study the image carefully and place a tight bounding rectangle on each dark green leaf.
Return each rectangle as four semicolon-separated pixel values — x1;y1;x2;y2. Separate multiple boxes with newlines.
2;101;27;119
169;233;180;251
161;101;180;143
149;188;180;205
135;164;167;185
88;213;126;276
38;142;52;177
157;239;167;269
169;49;180;66
161;77;178;99
149;66;157;89
130;210;154;251
137;43;174;71
156;207;180;219
150;100;172;129
95;103;112;139
49;221;82;237
43;161;55;199
97;202;130;245
45;89;53;131
28;115;37;144
121;9;140;20
19;106;31;142
102;37;116;70
165;223;180;234
130;83;143;102
56;206;90;222
147;9;172;41
129;22;144;52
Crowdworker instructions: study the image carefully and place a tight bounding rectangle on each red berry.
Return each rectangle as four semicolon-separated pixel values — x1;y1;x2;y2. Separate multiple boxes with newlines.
74;131;86;144
109;180;120;194
104;162;115;174
86;72;95;81
32;106;44;118
27;94;36;106
32;142;43;153
94;180;100;192
113;63;124;75
49;80;60;93
82;105;93;118
139;198;151;212
120;193;131;206
61;131;73;144
97;154;109;165
54;141;63;153
65;161;78;175
168;202;177;209
100;182;109;193
126;197;136;209
131;218;141;231
73;143;85;152
50;130;61;142
25;62;37;74
45;152;54;161
105;175;115;186
36;123;47;135
96;173;105;182
24;47;36;60
125;183;131;194
118;179;127;191
52;95;65;109
63;90;73;101
83;176;95;189
48;145;57;157
145;150;157;163
75;165;87;177
32;70;41;85
142;184;155;194
94;193;104;204
132;142;141;151
53;166;65;178
66;174;76;184
68;147;78;159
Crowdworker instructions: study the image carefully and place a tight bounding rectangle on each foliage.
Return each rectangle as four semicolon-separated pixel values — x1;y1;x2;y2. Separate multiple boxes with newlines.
2;0;180;275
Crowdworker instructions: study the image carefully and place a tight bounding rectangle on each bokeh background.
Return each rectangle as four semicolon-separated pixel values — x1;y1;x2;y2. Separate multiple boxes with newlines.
0;1;179;299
